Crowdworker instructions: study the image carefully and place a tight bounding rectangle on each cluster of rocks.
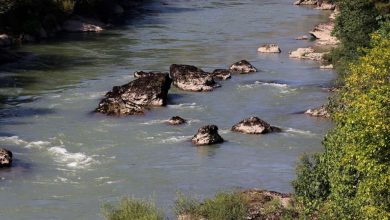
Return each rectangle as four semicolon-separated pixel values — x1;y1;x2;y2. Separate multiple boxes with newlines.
294;0;336;10
287;1;339;70
191;117;281;146
96;60;257;116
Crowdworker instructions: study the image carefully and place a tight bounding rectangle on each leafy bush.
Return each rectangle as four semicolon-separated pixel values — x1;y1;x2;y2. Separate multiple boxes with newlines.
333;0;380;60
102;197;164;220
323;29;390;219
292;154;330;217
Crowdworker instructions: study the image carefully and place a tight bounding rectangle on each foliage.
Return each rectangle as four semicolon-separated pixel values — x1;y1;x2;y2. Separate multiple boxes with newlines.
292;154;330;217
322;30;390;219
175;191;249;220
0;0;15;14
332;0;380;61
102;197;164;220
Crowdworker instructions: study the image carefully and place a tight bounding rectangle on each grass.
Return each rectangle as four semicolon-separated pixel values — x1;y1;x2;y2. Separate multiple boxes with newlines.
175;191;249;220
102;197;164;220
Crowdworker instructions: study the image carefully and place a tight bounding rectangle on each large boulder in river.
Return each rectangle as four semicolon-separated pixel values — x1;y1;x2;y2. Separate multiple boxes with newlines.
170;64;220;92
192;125;224;145
229;60;257;73
257;44;281;53
0;148;12;168
96;74;172;116
232;117;281;134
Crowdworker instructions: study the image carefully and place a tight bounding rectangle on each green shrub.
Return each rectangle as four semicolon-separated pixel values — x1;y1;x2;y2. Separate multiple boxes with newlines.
292;154;330;217
102;197;164;220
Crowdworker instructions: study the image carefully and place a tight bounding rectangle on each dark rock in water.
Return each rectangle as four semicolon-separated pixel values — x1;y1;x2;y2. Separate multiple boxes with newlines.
170;64;220;92
0;49;21;64
96;74;172;116
229;60;257;73
305;106;330;118
212;69;232;80
0;148;12;168
168;116;187;125
192;125;224;145
134;71;169;78
232;116;281;134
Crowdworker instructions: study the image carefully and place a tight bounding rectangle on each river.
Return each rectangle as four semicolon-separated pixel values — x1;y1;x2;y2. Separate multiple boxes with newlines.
0;0;334;219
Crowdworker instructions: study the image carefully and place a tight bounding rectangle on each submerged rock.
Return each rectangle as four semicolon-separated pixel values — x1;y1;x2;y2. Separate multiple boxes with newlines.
168;116;187;125
295;35;309;40
257;44;281;53
229;60;257;73
96;74;172;116
0;148;12;168
232;116;281;134
62;17;104;32
305;106;330;118
211;69;232;80
320;64;334;69
134;71;168;78
0;34;12;47
192;125;224;145
289;47;324;61
0;48;21;64
170;64;220;92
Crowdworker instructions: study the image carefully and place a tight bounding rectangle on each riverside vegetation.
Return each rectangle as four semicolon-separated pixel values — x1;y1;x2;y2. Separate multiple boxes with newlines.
103;0;390;219
0;0;145;42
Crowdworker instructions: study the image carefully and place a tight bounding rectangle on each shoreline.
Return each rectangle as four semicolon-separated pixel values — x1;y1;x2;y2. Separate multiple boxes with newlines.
0;0;148;64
